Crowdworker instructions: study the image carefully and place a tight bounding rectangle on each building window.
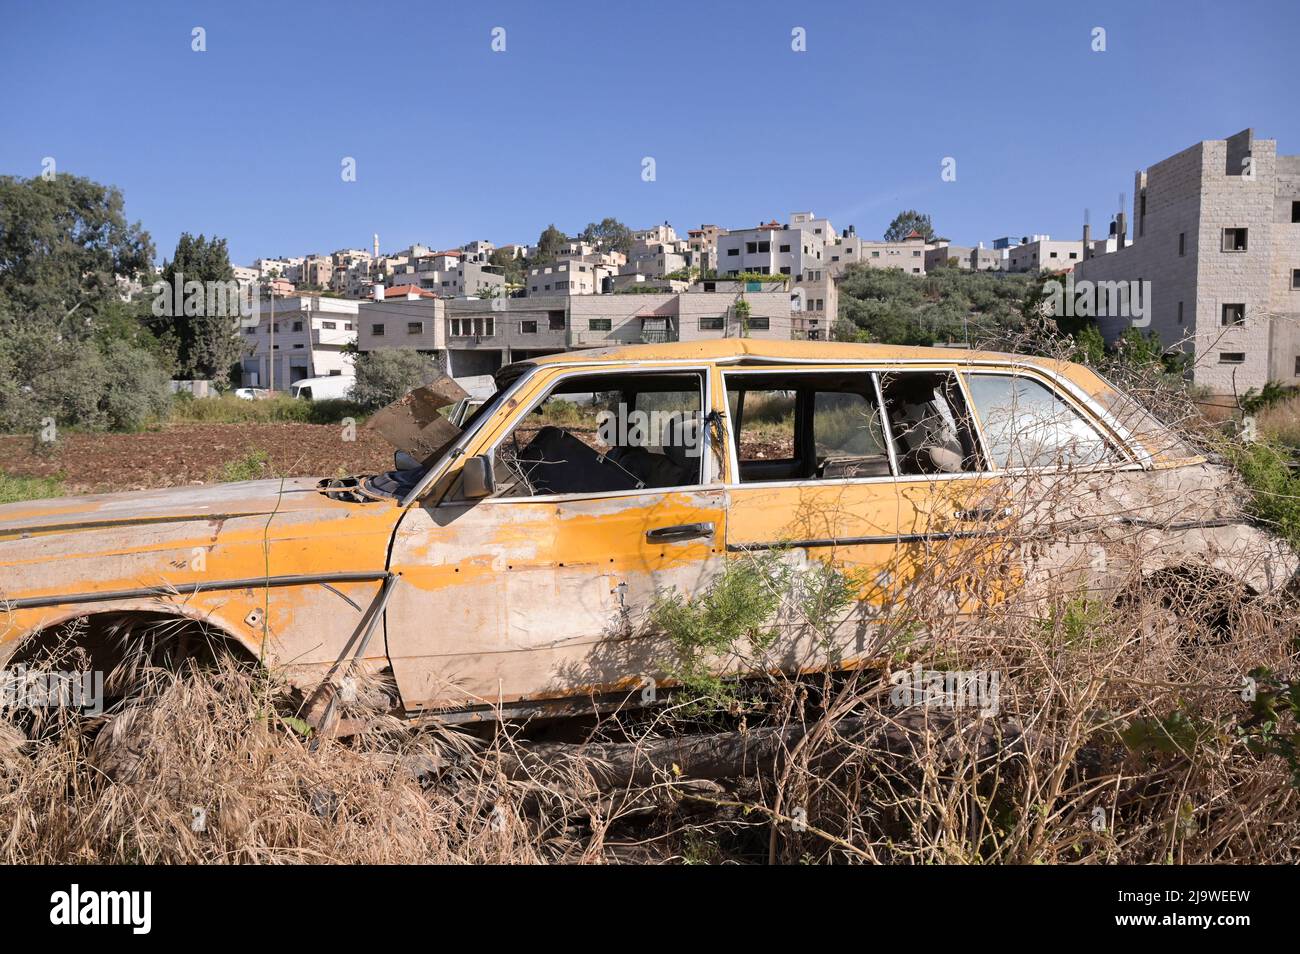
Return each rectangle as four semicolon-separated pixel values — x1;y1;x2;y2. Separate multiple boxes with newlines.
748;317;770;330
1292;268;1300;290
1221;303;1246;326
746;242;757;254
779;244;791;253
699;316;724;331
1295;355;1300;376
1222;228;1248;252
371;323;385;336
589;318;612;331
1068;252;1078;259
292;321;303;332
321;321;337;329
779;266;791;275
520;320;537;334
1219;352;1246;364
1178;232;1186;256
1293;201;1300;223
1177;301;1184;324
757;240;770;253
407;322;423;334
548;311;566;331
1049;251;1058;258
726;247;739;256
871;251;880;258
449;317;494;337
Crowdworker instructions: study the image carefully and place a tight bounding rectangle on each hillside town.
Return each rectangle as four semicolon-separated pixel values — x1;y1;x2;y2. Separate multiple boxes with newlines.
225;127;1299;398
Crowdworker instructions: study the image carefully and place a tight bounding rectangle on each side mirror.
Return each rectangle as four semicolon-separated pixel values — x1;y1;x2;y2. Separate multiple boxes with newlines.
461;454;496;499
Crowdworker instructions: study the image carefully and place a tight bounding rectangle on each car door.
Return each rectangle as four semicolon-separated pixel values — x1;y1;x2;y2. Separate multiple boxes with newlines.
384;363;728;716
721;363;1007;669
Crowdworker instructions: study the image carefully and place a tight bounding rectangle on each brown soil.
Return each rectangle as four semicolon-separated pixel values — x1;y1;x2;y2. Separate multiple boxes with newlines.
0;422;786;496
0;424;395;495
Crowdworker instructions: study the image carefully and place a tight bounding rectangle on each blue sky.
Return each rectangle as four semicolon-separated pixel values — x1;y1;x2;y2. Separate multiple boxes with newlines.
2;0;1297;266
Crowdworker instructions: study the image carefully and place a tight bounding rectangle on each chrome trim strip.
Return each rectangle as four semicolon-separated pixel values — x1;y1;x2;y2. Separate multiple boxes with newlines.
725;516;1240;552
5;571;392;612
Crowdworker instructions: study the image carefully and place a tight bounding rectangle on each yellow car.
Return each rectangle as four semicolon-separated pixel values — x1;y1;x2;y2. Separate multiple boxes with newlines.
1;341;1292;722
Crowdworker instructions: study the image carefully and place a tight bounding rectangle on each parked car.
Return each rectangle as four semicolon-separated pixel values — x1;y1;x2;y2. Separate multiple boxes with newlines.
1;341;1293;723
290;375;355;401
233;387;271;400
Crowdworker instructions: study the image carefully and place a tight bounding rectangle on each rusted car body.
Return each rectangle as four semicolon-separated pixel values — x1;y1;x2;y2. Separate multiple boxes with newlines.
1;341;1292;722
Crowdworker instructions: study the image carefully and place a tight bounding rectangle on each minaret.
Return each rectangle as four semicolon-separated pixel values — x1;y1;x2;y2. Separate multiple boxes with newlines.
373;233;380;259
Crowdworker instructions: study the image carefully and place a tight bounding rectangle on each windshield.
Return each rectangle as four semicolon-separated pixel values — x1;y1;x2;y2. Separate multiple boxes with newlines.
1091;373;1198;463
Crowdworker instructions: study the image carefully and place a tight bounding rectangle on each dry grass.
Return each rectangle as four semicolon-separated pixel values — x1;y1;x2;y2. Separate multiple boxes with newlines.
1254;394;1300;450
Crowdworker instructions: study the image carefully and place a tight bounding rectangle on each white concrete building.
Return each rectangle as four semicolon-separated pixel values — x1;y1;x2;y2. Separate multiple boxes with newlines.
526;258;614;296
239;295;360;391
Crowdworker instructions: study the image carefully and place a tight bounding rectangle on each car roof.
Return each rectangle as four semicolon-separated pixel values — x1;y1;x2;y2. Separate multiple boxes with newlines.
509;339;1075;375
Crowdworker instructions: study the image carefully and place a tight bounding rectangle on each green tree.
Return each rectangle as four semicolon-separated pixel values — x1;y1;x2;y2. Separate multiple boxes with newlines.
883;210;935;243
153;233;243;386
0;173;154;337
350;350;441;411
488;247;525;285
580;217;634;256
0;173;171;432
532;224;568;265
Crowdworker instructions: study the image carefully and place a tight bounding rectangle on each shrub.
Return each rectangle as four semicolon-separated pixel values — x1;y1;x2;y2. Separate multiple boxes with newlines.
0;327;171;433
215;449;270;483
168;393;364;425
350;350;442;411
0;472;64;504
1227;440;1300;552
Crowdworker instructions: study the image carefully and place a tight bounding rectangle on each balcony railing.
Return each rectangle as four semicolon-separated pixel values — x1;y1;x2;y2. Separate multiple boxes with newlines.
639;329;677;344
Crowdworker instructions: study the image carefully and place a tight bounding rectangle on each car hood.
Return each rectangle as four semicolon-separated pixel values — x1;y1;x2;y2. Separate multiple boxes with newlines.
0;477;361;538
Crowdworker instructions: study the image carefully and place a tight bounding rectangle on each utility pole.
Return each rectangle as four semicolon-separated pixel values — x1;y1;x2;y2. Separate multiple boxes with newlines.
268;279;275;392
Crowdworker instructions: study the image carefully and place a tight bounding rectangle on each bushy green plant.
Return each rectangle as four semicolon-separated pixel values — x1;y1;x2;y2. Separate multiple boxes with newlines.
0;472;64;504
1227;440;1300;551
0;328;171;433
215;449;270;483
836;264;1038;345
650;556;784;704
350;350;442;411
168;393;363;425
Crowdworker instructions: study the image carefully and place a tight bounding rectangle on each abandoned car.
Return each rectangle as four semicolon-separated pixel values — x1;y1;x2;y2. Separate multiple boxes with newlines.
0;340;1292;722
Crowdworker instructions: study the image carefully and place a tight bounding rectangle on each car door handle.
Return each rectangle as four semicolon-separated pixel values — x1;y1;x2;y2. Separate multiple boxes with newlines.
952;507;1013;522
646;522;715;543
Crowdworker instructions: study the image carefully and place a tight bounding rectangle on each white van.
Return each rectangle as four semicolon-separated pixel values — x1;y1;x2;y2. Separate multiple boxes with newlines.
290;376;356;401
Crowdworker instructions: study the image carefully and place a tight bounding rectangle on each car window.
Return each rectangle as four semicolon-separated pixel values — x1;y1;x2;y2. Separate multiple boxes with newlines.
724;371;892;482
877;370;981;475
492;371;704;497
963;373;1118;470
731;389;797;464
